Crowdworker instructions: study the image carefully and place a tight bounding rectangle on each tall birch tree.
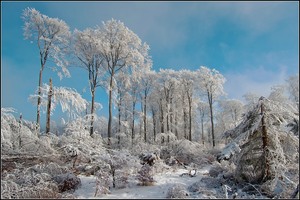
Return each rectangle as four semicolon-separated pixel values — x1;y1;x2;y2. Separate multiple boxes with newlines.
97;19;151;143
196;66;226;147
22;7;71;131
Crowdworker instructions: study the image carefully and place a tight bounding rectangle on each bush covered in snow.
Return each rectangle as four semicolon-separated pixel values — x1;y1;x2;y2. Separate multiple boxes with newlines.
166;183;189;199
137;164;155;186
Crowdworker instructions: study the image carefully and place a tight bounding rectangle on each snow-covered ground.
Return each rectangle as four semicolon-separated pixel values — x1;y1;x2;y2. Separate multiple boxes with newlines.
73;166;211;199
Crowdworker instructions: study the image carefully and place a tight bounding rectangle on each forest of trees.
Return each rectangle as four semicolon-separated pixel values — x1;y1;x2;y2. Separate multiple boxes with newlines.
1;7;299;199
21;7;299;148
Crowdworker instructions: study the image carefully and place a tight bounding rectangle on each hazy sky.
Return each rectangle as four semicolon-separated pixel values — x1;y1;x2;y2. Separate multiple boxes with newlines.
1;1;299;126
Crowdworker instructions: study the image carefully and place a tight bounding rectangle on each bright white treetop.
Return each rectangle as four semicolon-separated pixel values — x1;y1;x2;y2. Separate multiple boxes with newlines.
196;66;226;100
29;84;90;120
22;7;71;79
97;18;152;76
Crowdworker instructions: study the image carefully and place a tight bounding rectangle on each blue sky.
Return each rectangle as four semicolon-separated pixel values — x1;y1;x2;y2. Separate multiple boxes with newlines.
1;1;299;126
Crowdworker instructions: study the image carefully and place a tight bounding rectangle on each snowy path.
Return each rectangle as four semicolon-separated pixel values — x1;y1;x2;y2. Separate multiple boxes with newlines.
73;166;210;199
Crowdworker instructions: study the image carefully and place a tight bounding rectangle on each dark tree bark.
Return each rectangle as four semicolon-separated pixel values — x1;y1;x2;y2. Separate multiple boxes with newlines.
90;88;95;136
132;98;136;144
108;73;114;145
201;118;204;145
160;99;164;133
261;100;270;180
207;90;215;147
143;94;147;142
151;107;156;142
36;67;44;133
46;78;53;134
188;95;192;141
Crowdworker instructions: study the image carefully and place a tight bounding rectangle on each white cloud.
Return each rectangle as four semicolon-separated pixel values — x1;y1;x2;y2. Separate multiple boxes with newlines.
224;65;290;102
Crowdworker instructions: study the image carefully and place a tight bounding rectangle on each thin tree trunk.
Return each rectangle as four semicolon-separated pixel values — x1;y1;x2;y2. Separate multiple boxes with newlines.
160;99;164;133
201;117;204;145
208;92;215;147
36;68;43;134
261;100;270;180
144;94;147;143
118;88;122;133
108;74;114;145
188;97;192;141
166;103;169;132
19;113;22;148
152;107;156;142
118;103;121;133
184;110;187;139
132;99;136;144
90;88;95;136
175;112;178;139
170;98;173;133
46;78;53;134
140;100;143;136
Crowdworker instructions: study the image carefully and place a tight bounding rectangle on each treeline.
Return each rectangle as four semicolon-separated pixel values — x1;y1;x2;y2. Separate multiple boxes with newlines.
22;7;299;147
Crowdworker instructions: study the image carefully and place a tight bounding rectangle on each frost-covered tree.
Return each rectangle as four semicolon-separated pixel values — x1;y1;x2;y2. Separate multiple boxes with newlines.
97;19;152;143
286;74;299;109
73;28;104;136
178;70;196;141
139;71;156;142
29;83;89;133
243;92;260;111
22;7;71;130
196;66;226;147
268;84;288;103
218;97;299;197
197;101;209;145
219;99;244;130
156;69;179;134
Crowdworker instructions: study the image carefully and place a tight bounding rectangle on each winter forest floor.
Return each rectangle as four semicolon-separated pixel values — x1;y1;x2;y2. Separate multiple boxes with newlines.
1;100;299;199
73;167;211;199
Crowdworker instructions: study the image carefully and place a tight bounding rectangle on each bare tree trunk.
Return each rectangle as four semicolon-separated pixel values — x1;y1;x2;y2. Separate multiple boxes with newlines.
140;100;143;137
90;88;95;136
118;104;121;133
118;88;122;133
19;113;22;148
201;118;204;145
152;107;156;142
170;98;173;133
208;92;215;147
36;68;43;134
188;97;192;141
108;74;114;145
144;94;147;143
46;78;53;134
160;99;164;133
261;100;270;180
166;103;170;132
175;112;178;139
132;99;136;144
183;110;187;139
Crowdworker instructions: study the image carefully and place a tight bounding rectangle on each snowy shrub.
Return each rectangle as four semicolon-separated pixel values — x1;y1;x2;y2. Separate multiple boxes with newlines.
209;163;225;178
53;172;81;192
166;183;189;199
130;141;161;158
164;139;207;166
111;132;131;149
137;164;155;186
1;107;58;155
98;149;141;189
94;169;111;196
114;169;129;189
1;163;65;199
